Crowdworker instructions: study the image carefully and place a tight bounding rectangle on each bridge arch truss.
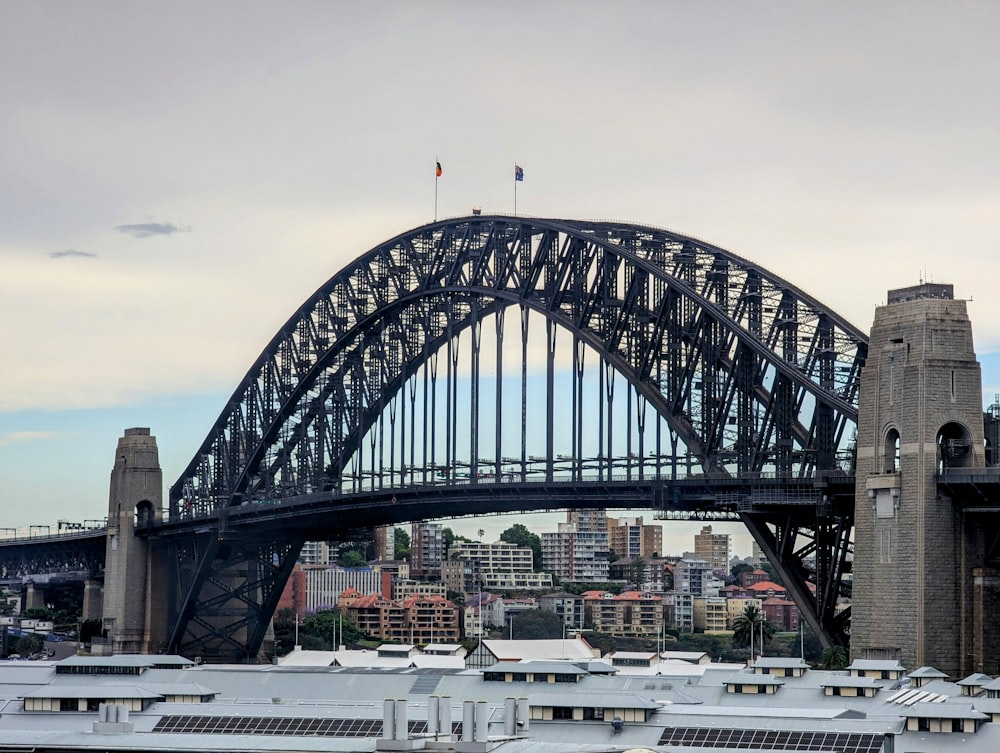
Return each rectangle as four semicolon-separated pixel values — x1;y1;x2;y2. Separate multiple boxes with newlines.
164;217;868;660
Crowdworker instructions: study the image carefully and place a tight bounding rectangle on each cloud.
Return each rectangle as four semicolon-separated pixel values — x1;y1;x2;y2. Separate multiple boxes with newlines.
49;249;97;259
0;431;71;449
113;222;190;238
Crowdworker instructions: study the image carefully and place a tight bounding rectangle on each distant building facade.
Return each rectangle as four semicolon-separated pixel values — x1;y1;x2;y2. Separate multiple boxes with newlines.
693;525;731;573
607;516;663;559
410;522;444;578
541;509;609;582
344;593;460;643
582;590;663;637
304;565;385;614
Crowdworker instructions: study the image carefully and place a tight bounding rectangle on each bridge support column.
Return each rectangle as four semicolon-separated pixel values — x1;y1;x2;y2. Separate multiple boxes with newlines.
852;284;984;677
102;428;162;655
972;567;1000;675
82;578;103;623
24;580;43;611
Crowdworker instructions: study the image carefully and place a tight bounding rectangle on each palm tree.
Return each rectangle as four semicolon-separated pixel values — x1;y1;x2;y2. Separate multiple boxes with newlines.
819;645;848;670
732;603;774;656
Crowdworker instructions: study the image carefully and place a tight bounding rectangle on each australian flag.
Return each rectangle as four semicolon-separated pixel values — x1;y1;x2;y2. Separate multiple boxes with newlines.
514;165;524;181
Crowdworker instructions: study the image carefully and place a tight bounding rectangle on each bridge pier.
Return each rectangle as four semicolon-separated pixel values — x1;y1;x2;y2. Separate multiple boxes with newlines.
852;283;986;678
82;578;103;623
102;428;163;654
24;580;43;611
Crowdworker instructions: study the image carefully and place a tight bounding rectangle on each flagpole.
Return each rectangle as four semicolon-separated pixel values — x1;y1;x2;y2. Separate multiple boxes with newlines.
513;164;517;216
435;157;439;221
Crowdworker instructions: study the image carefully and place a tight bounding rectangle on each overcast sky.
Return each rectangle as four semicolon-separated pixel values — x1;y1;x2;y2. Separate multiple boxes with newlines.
2;2;998;554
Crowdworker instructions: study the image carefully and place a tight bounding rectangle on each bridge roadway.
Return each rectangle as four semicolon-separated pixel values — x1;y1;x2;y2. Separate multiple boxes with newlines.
0;472;856;656
0;528;106;589
144;472;855;542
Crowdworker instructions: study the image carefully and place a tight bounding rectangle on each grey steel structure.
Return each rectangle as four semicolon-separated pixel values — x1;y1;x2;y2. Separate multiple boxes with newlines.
1;217;876;662
158;216;867;661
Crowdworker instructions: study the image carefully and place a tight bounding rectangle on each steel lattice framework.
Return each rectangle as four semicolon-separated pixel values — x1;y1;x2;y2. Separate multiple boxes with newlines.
163;216;869;660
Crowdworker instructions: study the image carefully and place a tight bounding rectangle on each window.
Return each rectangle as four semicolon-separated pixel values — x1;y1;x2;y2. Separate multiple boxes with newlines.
883;428;900;473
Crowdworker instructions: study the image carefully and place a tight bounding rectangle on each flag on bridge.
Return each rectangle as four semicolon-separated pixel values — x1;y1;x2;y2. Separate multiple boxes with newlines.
514;164;524;181
436;161;443;177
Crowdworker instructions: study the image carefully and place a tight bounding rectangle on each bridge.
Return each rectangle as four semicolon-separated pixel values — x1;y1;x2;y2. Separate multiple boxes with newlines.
4;216;997;672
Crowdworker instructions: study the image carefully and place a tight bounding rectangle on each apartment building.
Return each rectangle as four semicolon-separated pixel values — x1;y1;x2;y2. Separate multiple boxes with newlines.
344;592;460;643
304;565;385;613
607;516;663;559
410;522;444;578
392;579;447;601
373;525;395;561
582;590;663;637
673;554;718;597
726;597;764;629
693;525;731;573
692;596;729;632
538;591;584;631
541;509;609;582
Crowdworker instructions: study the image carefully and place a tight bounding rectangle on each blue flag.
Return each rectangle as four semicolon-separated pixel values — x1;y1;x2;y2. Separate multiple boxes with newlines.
514;165;524;182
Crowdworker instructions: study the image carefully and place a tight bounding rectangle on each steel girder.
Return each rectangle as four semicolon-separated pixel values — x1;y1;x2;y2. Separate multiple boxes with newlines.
0;532;106;582
164;216;868;660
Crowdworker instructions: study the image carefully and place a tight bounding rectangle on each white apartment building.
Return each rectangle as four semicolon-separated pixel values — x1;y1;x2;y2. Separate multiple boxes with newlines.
541;509;609;582
392;579;447;600
447;541;553;592
305;565;381;613
299;541;331;565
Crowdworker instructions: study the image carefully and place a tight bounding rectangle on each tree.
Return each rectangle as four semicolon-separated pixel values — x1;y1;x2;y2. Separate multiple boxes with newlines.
14;634;43;656
394;527;410;560
20;607;54;621
339;549;367;568
500;523;542;571
819;645;848;670
730;562;754;582
627;557;648;590
731;603;774;654
442;527;472;553
301;609;366;648
510;609;563;640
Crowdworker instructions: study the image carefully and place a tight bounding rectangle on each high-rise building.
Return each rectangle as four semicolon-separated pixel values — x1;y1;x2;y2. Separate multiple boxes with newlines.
693;525;730;573
607;516;663;559
374;526;396;561
299;541;331;565
410;522;444;578
542;509;609;582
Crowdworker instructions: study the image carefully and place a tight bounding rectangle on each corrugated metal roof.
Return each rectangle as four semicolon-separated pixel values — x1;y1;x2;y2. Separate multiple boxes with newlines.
22;684;163;699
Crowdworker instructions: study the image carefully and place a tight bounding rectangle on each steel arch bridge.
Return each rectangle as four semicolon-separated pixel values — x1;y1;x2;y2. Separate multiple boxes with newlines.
157;216;868;661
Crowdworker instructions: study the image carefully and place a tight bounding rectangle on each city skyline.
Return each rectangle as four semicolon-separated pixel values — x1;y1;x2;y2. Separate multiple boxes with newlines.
3;3;1000;535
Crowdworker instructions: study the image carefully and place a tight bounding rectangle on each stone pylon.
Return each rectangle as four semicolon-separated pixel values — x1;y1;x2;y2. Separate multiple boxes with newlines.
101;428;162;654
852;283;985;677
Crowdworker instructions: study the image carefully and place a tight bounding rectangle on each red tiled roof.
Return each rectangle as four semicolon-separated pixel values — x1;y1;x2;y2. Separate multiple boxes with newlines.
747;581;786;592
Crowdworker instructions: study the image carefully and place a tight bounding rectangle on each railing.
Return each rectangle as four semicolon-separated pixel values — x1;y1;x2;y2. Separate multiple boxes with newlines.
0;521;107;542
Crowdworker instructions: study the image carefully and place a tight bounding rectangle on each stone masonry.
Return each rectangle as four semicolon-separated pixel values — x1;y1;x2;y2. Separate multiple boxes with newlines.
852;283;984;678
101;428;162;654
